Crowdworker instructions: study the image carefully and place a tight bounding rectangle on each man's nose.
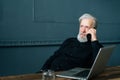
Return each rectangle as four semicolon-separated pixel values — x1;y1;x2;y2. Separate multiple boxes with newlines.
82;28;86;33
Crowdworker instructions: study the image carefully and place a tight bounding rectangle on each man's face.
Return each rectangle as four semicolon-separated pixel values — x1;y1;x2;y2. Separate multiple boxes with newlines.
79;18;94;38
77;18;94;42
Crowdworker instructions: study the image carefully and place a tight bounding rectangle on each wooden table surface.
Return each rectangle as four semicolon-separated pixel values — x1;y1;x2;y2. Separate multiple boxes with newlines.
0;66;120;80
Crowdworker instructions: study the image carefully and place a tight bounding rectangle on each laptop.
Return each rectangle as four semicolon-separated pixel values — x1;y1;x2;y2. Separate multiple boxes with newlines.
56;45;116;80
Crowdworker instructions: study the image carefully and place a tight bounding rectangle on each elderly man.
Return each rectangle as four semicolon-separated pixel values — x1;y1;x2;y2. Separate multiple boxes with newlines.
40;13;103;72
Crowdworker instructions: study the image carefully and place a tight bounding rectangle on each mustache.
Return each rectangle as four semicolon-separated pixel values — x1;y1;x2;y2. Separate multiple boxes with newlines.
79;33;87;37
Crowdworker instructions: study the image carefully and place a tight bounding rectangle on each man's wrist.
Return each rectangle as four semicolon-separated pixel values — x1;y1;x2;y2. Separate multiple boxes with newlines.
91;38;97;42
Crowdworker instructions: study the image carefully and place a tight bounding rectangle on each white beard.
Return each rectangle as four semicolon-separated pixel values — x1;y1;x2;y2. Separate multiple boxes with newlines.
77;33;88;42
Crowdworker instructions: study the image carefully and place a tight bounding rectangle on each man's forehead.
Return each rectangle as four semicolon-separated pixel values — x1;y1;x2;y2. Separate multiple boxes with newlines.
80;19;94;27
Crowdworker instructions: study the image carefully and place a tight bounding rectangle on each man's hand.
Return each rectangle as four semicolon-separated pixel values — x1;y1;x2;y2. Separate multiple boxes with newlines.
87;28;97;41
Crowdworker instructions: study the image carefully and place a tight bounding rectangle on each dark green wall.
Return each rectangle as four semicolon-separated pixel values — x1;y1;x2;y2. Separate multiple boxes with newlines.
0;0;120;76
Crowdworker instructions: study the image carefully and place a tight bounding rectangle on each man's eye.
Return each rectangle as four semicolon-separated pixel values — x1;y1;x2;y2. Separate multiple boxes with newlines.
85;26;89;28
80;25;84;27
80;25;90;29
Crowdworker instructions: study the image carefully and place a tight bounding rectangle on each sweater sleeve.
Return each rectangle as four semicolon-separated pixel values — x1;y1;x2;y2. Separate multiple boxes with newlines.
91;40;103;63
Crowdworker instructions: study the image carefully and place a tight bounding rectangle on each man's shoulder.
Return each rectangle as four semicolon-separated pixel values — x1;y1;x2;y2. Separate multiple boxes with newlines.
64;37;78;42
61;37;79;46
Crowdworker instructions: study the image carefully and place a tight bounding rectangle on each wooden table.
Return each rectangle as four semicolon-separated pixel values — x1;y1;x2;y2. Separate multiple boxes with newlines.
0;66;120;80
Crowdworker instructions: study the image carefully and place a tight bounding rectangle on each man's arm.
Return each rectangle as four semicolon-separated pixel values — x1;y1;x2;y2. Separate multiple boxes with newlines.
40;38;72;71
91;40;103;62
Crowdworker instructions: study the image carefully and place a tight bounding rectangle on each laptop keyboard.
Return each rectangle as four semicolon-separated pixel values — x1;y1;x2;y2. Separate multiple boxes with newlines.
73;70;89;77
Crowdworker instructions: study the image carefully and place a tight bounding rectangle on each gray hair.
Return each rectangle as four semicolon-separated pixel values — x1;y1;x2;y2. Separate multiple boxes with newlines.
78;13;97;29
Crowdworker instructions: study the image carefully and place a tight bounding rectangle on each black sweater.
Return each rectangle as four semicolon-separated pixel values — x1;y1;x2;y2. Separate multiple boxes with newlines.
41;38;103;71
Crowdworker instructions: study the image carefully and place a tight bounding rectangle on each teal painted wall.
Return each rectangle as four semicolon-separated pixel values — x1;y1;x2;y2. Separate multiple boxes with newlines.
0;0;120;76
